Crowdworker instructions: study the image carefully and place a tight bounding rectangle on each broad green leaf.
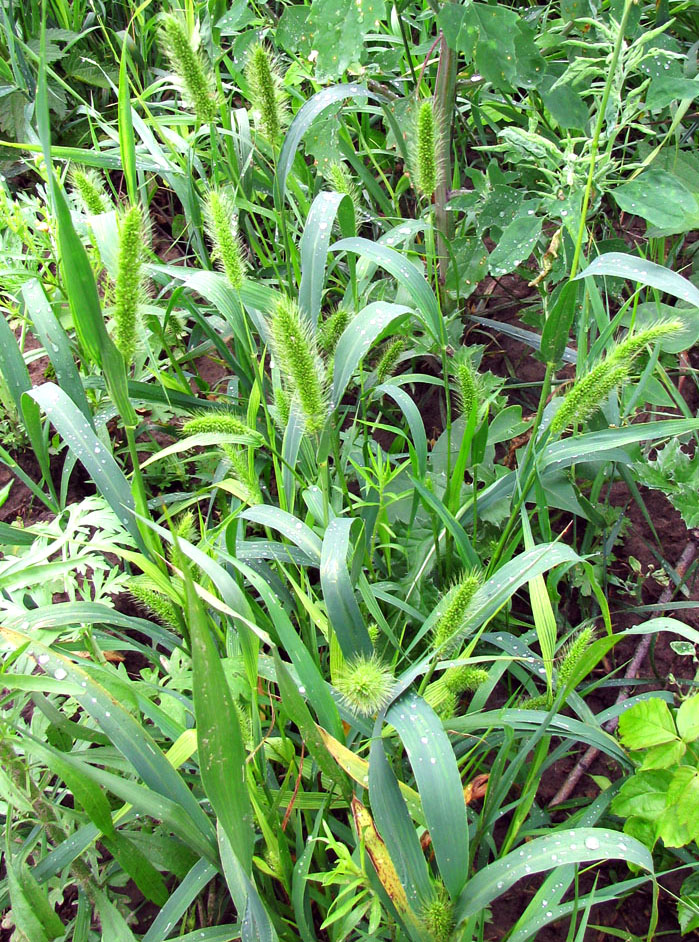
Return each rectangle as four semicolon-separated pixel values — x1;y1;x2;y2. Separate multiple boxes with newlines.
101;832;168;906
639;739;686;770
538;74;588;129
439;2;545;90
299;191;355;327
368;729;432;908
676;694;699;743
668;766;699;833
185;569;254;873
612;169;699;235
320;518;373;658
21;279;92;425
21;736;114;837
646;75;699;110
30;384;142;548
575;253;699;309
618;698;678;749
385;691;469;897
305;0;385;81
331;302;413;407
488;214;542;277
141;860;217;942
273;653;349;792
454;828;653;925
331;237;441;341
276;85;370;206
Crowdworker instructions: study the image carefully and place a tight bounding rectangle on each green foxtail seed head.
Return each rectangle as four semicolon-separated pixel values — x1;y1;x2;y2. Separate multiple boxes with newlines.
270;296;328;435
158;13;218;124
453;349;479;418
414;99;440;199
551;320;682;435
204;189;245;289
182;411;252;438
113;203;146;366
167;511;198;571
318;308;351;357
245;43;286;143
556;626;595;691
131;578;180;631
222;445;263;505
70;166;110;215
519;692;551;710
327;161;363;219
273;386;290;428
421;882;455;942
335;653;395;717
234;700;253;749
376;337;405;384
437;691;457;720
432;571;482;655
443;665;489;695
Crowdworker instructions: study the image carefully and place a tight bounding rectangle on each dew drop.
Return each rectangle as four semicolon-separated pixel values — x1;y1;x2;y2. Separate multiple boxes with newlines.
584;835;600;850
53;667;67;680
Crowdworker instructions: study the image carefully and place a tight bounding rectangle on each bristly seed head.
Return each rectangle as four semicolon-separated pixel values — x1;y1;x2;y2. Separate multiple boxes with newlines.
335;653;395;717
318;308;351;357
421;882;455;942
452;348;479;418
204;189;245;290
70;166;111;215
550;320;682;435
376;337;405;384
222;445;263;505
270;296;328;435
182;411;253;439
158;13;219;125
413;99;441;200
556;626;595;690
245;43;287;144
113;203;146;366
432;571;482;655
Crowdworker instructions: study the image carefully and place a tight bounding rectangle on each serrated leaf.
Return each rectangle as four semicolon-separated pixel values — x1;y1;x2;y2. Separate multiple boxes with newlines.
611;770;671;820
612;169;699;235
668;766;699;833
618;698;678;749
676;695;699;743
